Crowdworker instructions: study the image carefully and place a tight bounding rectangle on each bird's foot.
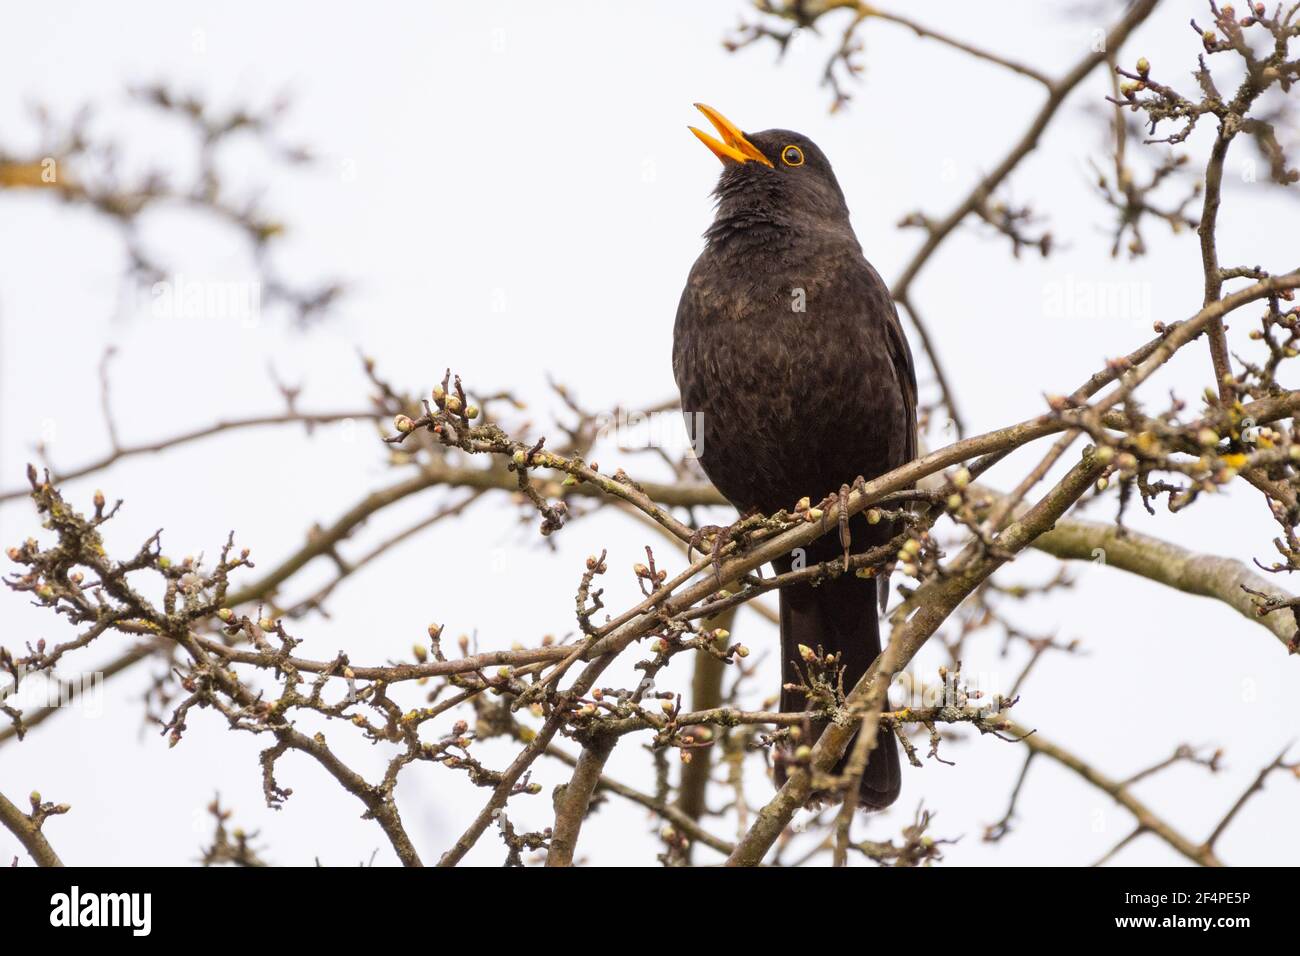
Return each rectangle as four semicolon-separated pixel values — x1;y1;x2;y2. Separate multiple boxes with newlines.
688;512;760;590
836;482;853;572
808;484;855;573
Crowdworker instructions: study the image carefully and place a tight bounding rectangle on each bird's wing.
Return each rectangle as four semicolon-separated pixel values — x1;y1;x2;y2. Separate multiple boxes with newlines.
861;258;918;460
885;300;918;464
864;263;919;613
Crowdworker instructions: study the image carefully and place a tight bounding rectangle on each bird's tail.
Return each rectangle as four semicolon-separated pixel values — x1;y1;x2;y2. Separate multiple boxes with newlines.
774;570;900;810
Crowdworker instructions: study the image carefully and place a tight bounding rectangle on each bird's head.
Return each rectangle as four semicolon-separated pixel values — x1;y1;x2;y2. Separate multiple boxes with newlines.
688;103;850;231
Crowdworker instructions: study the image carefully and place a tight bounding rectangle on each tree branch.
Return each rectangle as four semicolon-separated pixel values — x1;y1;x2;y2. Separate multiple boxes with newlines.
0;789;65;867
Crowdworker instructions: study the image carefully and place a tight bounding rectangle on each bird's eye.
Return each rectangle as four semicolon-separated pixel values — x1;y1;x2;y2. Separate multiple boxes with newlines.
781;145;804;167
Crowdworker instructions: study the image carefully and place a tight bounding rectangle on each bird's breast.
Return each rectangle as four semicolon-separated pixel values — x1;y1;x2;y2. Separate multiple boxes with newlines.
673;248;910;516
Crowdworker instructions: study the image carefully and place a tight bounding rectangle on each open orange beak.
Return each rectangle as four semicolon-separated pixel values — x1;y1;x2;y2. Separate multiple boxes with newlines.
689;103;773;167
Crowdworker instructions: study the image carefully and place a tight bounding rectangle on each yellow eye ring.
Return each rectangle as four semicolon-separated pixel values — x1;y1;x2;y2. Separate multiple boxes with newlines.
781;145;804;167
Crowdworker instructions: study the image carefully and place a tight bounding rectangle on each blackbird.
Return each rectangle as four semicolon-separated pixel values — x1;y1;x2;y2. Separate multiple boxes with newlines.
673;104;916;809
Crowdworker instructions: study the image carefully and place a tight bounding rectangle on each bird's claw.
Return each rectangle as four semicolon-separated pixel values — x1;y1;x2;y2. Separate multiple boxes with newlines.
688;517;754;590
837;483;852;572
688;523;730;590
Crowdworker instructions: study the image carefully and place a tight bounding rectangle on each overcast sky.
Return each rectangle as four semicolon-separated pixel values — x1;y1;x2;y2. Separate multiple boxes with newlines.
1;1;1295;866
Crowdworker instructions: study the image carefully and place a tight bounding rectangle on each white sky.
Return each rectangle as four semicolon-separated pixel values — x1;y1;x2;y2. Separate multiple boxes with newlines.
0;1;1295;866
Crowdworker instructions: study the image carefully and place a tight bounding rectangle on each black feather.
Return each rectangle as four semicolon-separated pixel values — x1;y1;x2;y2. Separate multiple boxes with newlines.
673;126;916;809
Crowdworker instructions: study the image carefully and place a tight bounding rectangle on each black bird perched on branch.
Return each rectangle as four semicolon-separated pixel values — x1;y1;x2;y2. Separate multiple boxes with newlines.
673;104;917;809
